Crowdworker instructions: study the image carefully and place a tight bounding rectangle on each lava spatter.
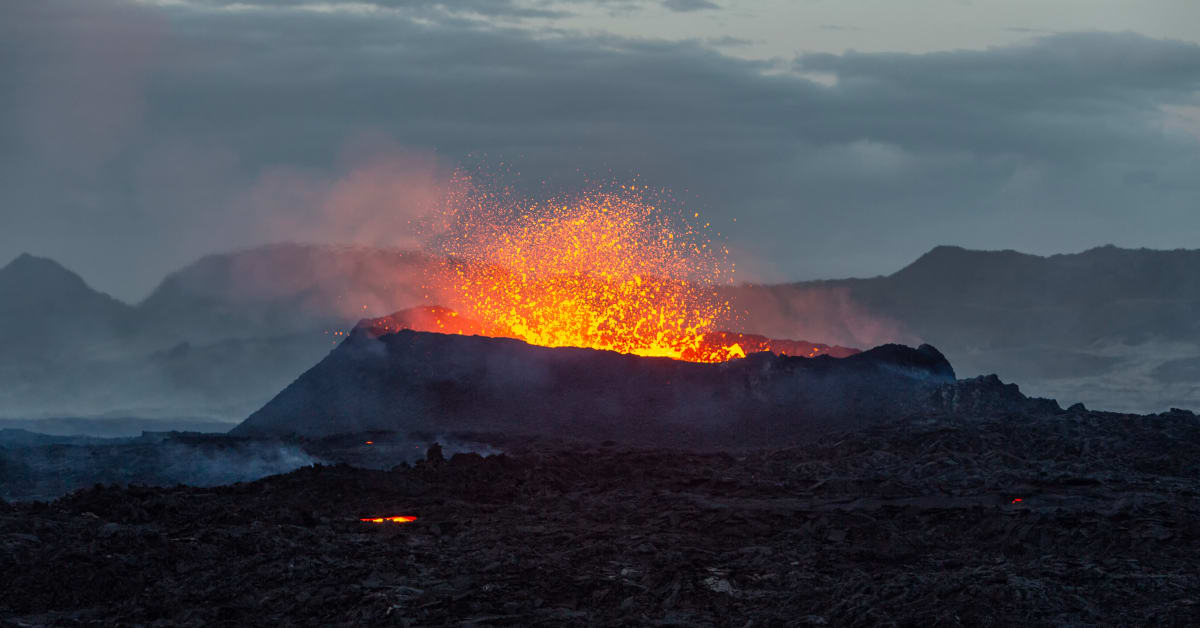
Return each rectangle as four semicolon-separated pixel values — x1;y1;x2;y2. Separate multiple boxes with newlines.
434;179;743;362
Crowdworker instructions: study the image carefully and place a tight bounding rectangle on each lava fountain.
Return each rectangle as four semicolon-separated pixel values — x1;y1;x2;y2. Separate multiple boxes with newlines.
431;180;745;363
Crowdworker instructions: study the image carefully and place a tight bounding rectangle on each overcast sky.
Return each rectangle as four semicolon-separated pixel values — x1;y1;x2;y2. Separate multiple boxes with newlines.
3;0;1200;300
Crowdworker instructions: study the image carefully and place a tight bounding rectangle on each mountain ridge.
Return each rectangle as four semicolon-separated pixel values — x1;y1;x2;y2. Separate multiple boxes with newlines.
4;242;1200;418
0;253;134;360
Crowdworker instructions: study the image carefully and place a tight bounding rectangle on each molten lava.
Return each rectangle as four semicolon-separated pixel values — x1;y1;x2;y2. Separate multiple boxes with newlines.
360;305;511;339
360;515;418;524
434;183;744;362
361;306;860;359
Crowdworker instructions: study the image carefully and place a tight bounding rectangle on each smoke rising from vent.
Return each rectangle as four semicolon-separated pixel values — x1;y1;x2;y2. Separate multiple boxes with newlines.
244;144;450;254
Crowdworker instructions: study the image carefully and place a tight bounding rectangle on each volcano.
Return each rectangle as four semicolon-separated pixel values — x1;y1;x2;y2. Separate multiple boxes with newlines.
232;311;960;446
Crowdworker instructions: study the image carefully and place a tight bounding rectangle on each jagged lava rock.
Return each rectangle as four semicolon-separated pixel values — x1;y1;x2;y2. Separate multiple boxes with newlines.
929;374;1063;416
232;324;958;447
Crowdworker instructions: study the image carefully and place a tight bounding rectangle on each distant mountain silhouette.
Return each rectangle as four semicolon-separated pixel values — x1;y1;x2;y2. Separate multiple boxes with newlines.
134;243;439;344
864;244;1200;347
0;253;132;360
728;245;1200;412
729;245;1200;347
0;245;436;420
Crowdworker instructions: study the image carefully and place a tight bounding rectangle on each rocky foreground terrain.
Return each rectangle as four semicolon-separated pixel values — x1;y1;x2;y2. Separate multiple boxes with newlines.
3;407;1199;626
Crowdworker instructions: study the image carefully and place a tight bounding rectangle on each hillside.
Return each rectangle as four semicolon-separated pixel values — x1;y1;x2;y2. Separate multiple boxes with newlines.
134;244;438;344
0;245;435;420
729;245;1200;412
0;253;133;360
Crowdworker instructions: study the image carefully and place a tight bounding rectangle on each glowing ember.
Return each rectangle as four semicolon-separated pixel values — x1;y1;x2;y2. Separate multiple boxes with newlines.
360;515;417;523
434;181;743;362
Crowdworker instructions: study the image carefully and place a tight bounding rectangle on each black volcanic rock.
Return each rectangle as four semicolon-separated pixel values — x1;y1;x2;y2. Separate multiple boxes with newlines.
7;408;1200;626
930;374;1063;416
232;326;958;446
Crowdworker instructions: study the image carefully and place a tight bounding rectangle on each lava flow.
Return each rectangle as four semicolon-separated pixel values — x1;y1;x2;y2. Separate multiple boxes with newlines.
432;181;744;362
360;515;418;524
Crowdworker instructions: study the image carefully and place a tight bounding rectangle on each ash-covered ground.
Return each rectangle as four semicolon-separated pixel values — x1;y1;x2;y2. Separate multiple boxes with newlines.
3;408;1199;626
0;430;495;503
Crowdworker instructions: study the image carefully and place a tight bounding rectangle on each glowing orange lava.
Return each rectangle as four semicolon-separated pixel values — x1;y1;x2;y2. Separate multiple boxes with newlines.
434;181;743;362
360;516;418;523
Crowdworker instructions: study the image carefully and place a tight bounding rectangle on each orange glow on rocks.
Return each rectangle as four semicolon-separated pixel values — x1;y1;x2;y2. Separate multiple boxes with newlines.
433;179;744;362
360;515;417;524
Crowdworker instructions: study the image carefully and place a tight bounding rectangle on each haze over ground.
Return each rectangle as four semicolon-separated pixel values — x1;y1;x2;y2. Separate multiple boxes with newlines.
3;0;1200;300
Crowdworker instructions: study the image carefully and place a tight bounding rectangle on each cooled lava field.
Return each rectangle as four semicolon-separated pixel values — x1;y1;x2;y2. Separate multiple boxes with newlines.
3;408;1199;626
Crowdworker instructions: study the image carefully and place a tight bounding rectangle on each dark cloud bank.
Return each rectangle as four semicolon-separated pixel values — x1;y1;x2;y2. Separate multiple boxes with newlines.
2;0;1199;300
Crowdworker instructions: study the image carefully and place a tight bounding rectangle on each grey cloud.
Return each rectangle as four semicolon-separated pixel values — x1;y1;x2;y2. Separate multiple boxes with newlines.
662;0;719;12
800;32;1200;98
186;0;571;19
706;35;754;48
2;1;1199;298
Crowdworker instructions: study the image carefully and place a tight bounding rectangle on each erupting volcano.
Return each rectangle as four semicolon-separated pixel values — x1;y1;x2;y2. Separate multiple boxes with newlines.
428;181;746;362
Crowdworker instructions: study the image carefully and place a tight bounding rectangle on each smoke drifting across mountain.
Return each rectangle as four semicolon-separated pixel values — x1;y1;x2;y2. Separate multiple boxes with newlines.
241;143;451;256
132;140;460;323
726;283;918;350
